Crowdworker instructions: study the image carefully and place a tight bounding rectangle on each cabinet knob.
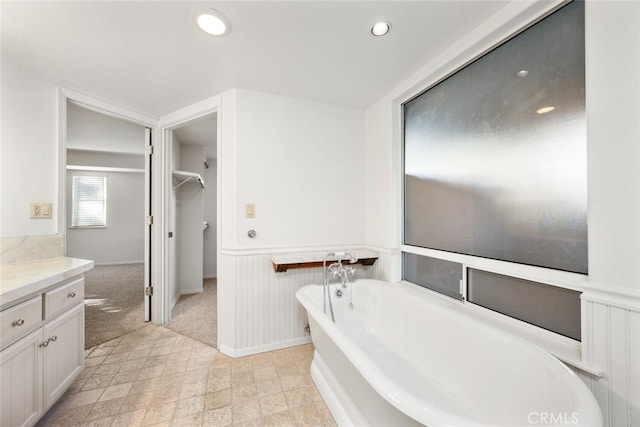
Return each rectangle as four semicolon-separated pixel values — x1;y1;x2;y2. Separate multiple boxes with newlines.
39;340;49;348
12;319;25;327
50;335;58;342
68;292;76;298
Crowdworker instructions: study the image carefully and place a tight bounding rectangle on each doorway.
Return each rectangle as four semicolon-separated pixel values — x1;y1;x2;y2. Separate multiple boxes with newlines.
166;113;218;347
64;99;152;348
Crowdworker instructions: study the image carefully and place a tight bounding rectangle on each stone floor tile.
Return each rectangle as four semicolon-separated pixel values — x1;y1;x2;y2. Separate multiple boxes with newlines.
36;325;335;427
179;379;207;400
138;364;165;380
85;397;125;421
151;345;173;356
35;403;92;427
78;366;98;379
232;399;261;423
173;395;205;419
276;363;300;377
110;369;140;386
111;409;146;427
98;382;134;402
120;392;154;414
94;363;121;377
170;412;204;427
141;401;177;426
259;392;288;416
80;415;115;427
203;406;232;426
279;374;306;392
129;378;158;395
289;404;325;427
231;383;258;403
82;375;113;391
253;365;277;381
85;356;107;367
184;367;209;384
256;378;282;399
231;369;255;387
112;344;138;355
103;351;131;365
284;385;322;409
64;388;105;408
128;347;153;361
205;389;232;411
262;410;295;427
119;358;148;373
207;374;231;393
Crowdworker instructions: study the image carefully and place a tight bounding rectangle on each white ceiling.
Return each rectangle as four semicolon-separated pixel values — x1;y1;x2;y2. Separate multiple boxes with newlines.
2;1;508;117
173;113;218;159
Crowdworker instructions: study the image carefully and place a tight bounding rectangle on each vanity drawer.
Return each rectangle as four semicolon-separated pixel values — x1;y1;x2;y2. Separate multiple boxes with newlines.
0;295;42;348
45;278;84;320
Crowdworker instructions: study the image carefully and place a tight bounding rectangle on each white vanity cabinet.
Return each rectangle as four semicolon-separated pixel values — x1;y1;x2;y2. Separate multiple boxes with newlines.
1;258;92;427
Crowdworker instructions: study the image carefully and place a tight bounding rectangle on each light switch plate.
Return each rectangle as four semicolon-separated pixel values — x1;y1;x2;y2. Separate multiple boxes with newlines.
246;203;255;219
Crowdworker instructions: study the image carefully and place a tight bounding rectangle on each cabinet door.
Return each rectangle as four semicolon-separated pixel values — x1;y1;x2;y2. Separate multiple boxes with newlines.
0;329;42;427
42;303;84;410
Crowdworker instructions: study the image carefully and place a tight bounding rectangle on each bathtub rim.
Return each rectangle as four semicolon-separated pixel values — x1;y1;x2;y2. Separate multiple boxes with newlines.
296;279;603;427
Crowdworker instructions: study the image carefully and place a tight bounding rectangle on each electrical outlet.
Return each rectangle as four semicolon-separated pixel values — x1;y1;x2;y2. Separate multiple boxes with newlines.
30;202;52;219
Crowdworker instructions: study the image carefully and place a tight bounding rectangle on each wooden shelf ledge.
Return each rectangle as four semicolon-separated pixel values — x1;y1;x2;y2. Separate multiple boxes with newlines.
271;249;378;273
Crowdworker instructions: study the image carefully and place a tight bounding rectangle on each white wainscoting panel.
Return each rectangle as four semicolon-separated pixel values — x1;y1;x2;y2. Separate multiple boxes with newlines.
581;292;640;427
217;250;377;357
368;248;401;282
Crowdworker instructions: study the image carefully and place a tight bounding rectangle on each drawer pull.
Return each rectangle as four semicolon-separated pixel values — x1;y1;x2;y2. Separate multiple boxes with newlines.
39;340;50;348
12;319;25;327
50;335;58;342
68;292;76;298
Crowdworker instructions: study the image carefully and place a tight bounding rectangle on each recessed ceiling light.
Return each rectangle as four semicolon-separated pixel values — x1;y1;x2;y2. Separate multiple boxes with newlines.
517;70;529;77
195;8;231;37
371;21;391;37
536;106;555;114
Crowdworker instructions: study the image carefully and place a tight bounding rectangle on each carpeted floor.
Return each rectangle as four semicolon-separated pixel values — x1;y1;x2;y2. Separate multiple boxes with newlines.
168;278;217;347
83;264;146;349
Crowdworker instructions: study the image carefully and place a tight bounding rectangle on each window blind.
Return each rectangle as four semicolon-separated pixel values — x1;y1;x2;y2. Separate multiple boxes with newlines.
72;176;107;227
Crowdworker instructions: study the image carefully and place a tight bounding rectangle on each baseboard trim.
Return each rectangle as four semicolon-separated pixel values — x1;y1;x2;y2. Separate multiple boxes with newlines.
94;260;144;266
218;336;312;358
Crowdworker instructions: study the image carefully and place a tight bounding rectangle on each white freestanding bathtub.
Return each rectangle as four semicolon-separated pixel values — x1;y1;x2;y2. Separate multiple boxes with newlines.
296;279;602;427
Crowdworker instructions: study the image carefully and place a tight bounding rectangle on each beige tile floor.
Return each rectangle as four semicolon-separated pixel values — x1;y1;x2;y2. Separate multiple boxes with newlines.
37;325;336;427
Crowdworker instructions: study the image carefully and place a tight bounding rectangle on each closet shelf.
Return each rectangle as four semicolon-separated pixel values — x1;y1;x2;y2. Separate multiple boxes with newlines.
271;249;378;273
172;170;205;189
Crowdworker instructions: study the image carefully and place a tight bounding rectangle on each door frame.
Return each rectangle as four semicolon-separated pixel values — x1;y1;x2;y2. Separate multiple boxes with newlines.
57;86;161;322
158;95;221;327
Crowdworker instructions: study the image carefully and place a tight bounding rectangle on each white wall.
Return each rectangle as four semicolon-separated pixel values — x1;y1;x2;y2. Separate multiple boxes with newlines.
217;89;367;355
65;169;144;264
66;102;145;154
1;61;58;237
204;159;217;278
363;2;640;426
229;89;365;249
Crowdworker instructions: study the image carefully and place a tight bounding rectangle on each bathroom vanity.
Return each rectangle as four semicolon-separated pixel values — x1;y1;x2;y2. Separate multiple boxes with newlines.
1;256;93;427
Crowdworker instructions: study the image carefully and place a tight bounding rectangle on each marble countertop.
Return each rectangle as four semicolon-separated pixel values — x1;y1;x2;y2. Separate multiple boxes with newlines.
0;256;94;308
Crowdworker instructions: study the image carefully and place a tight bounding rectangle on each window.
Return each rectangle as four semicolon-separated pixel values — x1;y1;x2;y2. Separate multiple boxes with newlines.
467;268;581;340
403;0;587;274
72;176;107;227
401;1;585;341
